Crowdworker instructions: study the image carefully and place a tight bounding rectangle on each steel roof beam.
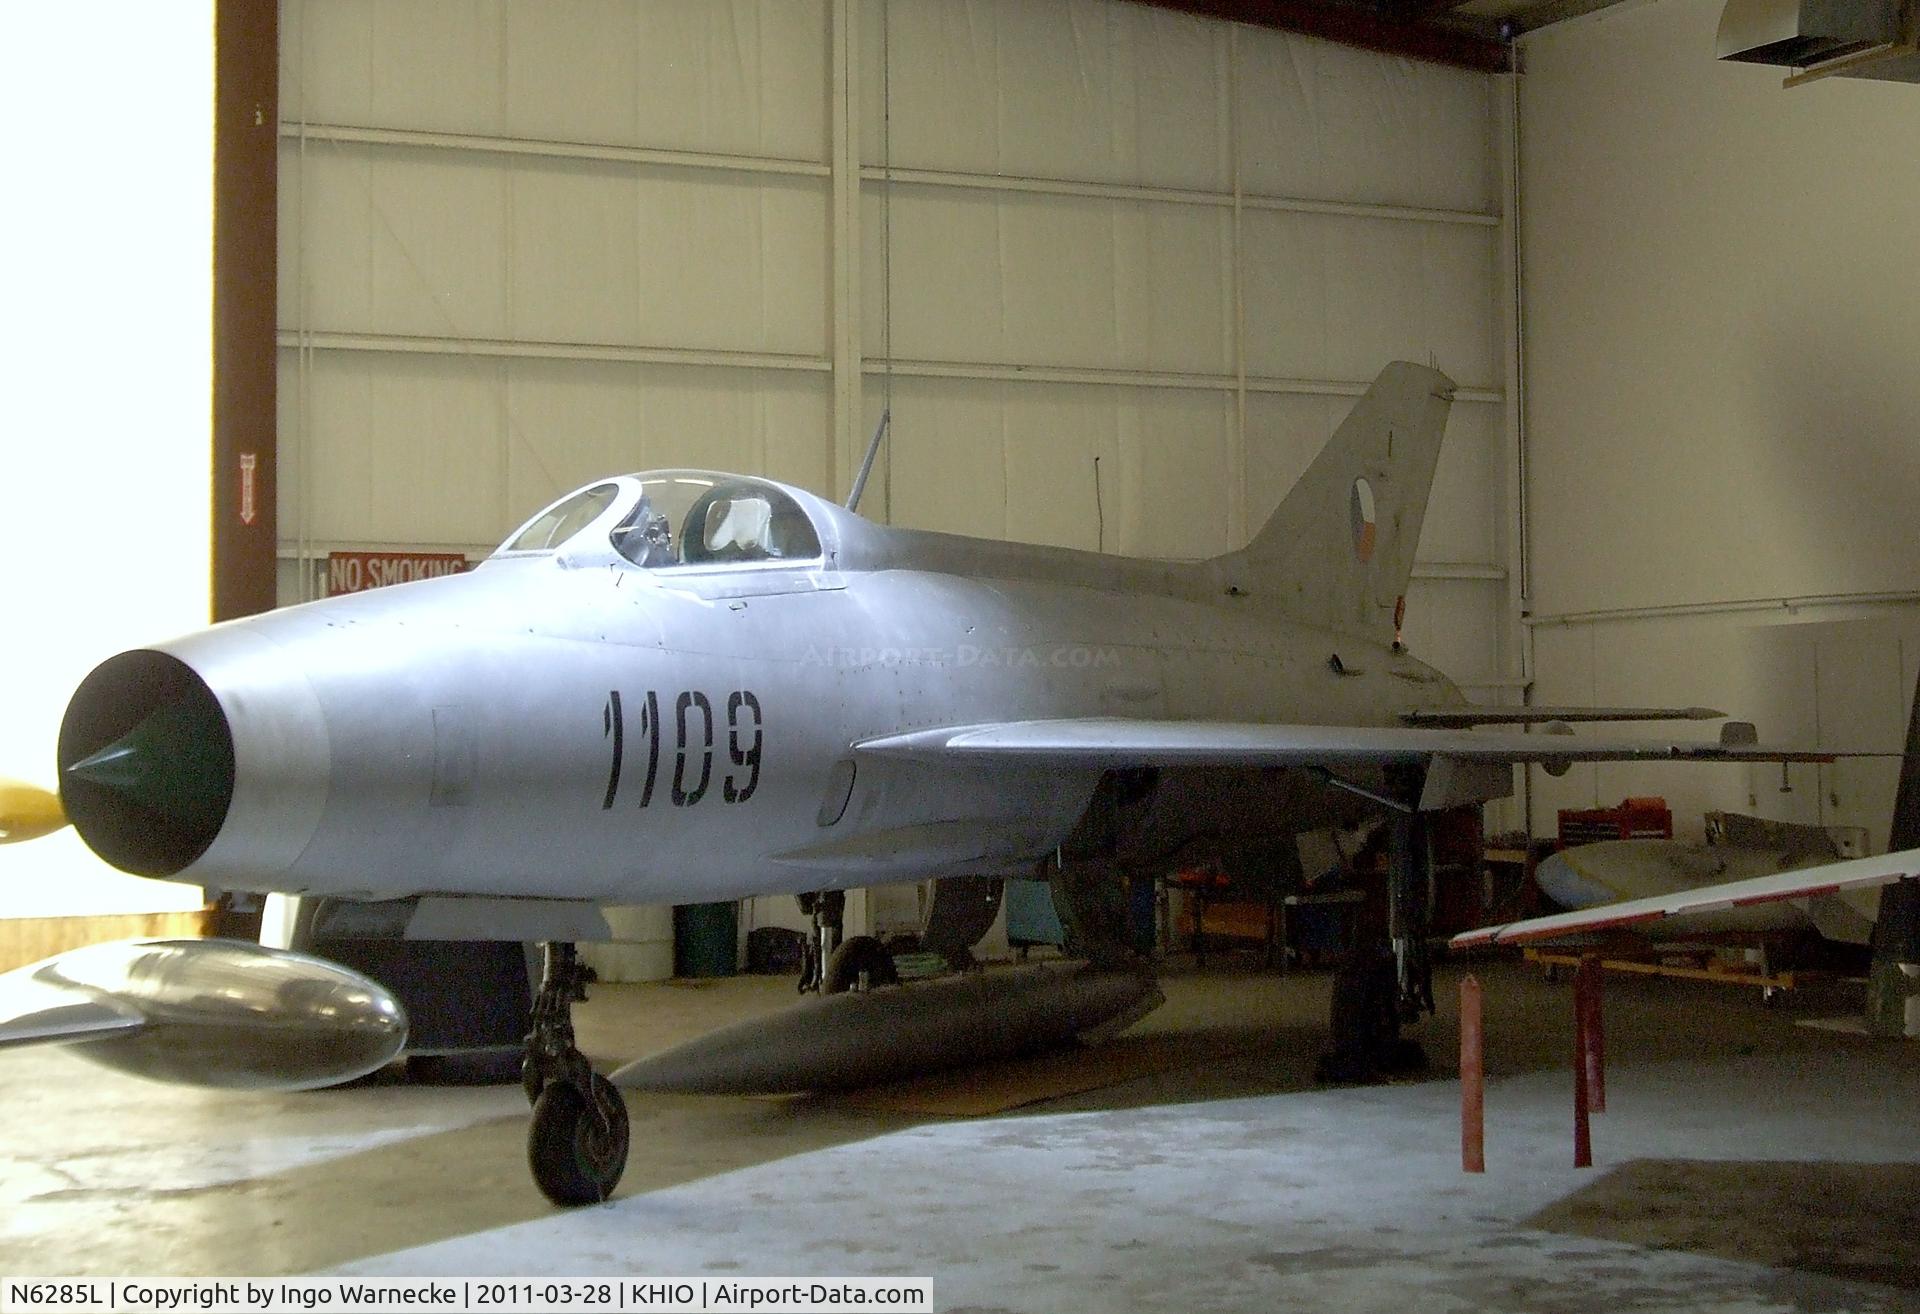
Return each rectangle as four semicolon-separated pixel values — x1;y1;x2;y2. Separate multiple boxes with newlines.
1128;0;1512;73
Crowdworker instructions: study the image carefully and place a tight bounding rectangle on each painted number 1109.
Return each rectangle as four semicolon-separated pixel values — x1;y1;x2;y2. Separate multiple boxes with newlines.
602;689;762;809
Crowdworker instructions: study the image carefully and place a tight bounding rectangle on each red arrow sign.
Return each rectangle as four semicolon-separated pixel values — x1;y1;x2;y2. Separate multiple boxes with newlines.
238;452;258;526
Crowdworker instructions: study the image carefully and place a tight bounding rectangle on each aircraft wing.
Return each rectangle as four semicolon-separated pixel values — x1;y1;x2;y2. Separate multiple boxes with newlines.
855;718;1840;812
1449;847;1919;949
1401;706;1725;728
855;717;1833;769
0;989;143;1050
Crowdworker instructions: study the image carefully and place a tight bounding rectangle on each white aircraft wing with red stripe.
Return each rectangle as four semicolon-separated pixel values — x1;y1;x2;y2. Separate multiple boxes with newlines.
1450;847;1920;949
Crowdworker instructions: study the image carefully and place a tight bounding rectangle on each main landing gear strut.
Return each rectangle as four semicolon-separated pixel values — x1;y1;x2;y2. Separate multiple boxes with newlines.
1318;804;1435;1083
523;942;629;1205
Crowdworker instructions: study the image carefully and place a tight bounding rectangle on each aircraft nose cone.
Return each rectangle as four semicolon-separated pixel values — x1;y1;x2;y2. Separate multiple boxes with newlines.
1533;848;1618;911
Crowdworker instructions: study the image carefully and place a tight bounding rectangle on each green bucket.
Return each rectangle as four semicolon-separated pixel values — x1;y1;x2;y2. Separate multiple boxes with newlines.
674;901;739;978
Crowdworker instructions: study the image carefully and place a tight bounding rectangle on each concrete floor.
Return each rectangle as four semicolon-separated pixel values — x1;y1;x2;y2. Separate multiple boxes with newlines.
2;957;1917;1312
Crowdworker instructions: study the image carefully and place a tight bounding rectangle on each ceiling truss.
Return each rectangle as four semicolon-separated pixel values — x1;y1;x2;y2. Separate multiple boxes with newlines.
1129;0;1513;73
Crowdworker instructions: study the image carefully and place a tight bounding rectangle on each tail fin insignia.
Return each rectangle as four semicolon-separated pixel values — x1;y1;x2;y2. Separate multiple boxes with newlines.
1219;361;1455;642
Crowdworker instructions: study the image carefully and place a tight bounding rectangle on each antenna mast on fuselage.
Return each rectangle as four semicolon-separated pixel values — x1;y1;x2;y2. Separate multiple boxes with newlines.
846;409;891;514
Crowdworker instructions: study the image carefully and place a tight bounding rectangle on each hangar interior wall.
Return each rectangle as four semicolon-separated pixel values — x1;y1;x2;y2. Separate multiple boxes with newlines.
277;0;1516;958
1517;0;1920;846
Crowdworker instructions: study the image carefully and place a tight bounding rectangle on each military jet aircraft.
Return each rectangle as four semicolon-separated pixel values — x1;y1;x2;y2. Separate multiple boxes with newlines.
4;361;1845;1205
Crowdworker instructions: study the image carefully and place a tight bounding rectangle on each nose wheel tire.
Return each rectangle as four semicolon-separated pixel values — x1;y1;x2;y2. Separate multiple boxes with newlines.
529;1071;630;1206
822;934;899;994
524;942;628;1206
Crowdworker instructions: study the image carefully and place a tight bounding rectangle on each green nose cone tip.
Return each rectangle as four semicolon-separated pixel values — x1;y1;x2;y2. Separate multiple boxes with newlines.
65;700;231;831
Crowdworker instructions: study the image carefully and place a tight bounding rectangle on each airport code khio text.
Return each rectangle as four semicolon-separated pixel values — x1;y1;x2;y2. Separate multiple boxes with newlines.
4;1278;933;1312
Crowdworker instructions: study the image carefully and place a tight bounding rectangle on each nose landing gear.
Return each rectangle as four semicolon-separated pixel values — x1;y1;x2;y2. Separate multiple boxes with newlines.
796;890;846;993
524;942;629;1206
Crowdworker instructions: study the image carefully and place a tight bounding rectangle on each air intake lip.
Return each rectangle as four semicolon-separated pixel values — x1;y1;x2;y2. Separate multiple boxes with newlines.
59;650;235;878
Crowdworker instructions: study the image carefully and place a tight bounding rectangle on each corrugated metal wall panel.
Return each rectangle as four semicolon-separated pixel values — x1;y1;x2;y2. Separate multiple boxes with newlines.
1233;26;1496;213
510;165;830;355
503;361;833;509
1399;578;1507;691
286;146;830;354
279;0;1514;698
1420;404;1503;566
279;350;832;552
864;188;1233;375
1240;213;1498;388
286;0;830;158
881;378;1235;558
859;0;1231;190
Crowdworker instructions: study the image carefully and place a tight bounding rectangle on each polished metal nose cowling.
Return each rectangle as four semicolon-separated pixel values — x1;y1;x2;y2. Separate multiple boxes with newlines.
59;627;332;889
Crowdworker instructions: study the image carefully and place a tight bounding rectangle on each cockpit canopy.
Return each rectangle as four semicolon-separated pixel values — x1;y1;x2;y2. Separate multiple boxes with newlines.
497;472;823;569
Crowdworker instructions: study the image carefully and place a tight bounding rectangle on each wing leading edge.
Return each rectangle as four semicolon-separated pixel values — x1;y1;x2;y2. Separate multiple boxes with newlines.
855;717;1844;814
1450;847;1919;949
855;717;1835;770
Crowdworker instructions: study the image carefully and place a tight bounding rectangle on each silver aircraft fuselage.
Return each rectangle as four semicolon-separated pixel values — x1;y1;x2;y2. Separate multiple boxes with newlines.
58;471;1463;908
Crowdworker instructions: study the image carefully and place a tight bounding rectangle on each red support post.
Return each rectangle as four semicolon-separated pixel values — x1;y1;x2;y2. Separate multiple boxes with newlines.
1580;955;1607;1114
1460;974;1485;1173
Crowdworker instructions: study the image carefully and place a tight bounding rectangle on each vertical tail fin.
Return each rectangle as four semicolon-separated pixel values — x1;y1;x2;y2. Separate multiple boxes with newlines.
1220;362;1455;641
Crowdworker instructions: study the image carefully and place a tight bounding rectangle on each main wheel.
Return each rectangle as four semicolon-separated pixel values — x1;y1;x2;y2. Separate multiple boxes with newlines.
822;934;900;994
1317;951;1418;1083
528;1072;629;1206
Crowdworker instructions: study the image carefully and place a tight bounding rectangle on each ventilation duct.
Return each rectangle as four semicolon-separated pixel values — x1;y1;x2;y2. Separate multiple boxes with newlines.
1716;0;1901;66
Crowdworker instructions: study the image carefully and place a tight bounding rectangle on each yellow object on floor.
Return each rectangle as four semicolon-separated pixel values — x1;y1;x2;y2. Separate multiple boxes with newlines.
0;778;66;844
